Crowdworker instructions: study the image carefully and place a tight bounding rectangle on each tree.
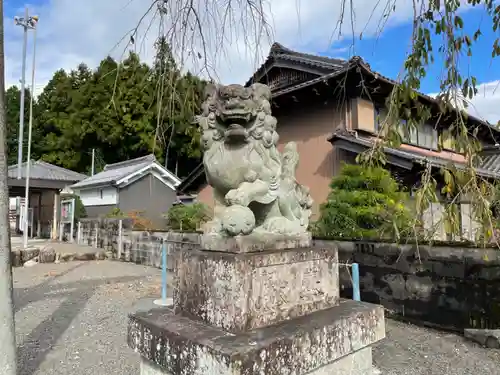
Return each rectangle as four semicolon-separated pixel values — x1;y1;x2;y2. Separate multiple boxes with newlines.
150;36;206;173
5;86;39;165
313;164;413;240
31;46;206;178
35;69;83;169
349;1;500;242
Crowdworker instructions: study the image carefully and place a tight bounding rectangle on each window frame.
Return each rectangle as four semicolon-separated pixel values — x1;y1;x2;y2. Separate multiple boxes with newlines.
400;122;439;151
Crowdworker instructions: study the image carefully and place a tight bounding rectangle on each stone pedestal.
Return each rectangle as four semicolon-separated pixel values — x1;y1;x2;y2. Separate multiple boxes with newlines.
127;235;385;374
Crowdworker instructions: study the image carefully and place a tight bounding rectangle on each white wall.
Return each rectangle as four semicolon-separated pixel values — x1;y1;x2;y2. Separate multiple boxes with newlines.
76;187;118;206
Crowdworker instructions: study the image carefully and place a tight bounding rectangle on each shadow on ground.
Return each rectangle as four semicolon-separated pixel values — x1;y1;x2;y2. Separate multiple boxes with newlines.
14;264;142;375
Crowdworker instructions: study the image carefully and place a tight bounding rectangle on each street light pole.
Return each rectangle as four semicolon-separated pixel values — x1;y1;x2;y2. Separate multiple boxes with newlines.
23;16;38;250
14;7;29;180
0;0;19;372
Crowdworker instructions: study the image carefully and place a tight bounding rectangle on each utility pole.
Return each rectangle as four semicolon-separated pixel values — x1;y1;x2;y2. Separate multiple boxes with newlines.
22;16;38;250
91;149;95;176
14;7;29;179
0;0;19;372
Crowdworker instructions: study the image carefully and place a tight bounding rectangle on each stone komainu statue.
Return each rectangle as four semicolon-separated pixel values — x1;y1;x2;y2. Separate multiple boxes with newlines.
196;82;313;237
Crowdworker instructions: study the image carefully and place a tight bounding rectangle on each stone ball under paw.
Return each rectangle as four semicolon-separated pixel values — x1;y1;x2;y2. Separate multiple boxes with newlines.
221;205;256;236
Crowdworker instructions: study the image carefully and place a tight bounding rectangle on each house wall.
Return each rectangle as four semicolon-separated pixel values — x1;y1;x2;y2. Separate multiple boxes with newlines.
118;174;177;228
78;186;118;206
197;99;349;218
85;204;116;218
76;186;118;218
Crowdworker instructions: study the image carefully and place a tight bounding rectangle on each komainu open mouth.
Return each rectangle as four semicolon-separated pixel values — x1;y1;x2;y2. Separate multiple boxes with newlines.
224;124;248;141
219;110;252;125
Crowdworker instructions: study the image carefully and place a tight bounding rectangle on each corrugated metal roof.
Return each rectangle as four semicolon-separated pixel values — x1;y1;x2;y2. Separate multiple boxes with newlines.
8;160;87;182
71;154;180;189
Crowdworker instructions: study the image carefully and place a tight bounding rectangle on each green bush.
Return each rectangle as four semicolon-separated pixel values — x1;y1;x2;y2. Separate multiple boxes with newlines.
106;207;125;218
165;203;211;231
312;163;413;240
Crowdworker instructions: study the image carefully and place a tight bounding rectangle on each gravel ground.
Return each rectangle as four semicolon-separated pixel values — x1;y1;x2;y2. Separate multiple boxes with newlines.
13;261;500;375
373;320;500;375
14;261;166;375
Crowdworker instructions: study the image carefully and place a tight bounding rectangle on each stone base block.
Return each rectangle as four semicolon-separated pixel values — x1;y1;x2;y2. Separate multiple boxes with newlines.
201;231;312;253
140;347;374;375
175;246;339;332
128;299;385;375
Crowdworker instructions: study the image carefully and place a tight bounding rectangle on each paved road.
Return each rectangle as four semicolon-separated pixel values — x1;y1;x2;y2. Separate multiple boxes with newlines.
13;261;500;375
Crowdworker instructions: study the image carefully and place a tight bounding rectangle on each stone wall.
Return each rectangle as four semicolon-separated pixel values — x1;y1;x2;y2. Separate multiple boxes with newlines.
314;239;500;331
77;219;200;271
76;221;500;331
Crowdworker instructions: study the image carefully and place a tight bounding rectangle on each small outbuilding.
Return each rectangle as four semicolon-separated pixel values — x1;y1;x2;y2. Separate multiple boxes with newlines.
70;154;181;228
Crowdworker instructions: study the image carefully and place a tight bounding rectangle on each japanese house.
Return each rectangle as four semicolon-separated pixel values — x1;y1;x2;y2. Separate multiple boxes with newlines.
177;43;500;240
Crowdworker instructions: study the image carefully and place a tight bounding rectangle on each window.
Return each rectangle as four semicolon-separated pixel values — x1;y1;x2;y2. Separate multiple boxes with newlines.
441;132;462;153
374;106;438;150
374;107;388;132
402;123;438;149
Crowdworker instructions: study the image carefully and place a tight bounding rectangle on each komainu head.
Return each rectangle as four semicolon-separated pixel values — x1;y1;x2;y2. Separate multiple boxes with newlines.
198;83;275;146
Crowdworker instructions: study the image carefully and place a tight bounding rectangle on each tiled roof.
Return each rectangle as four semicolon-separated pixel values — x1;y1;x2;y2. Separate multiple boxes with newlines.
245;42;349;87
71;154;180;189
269;42;347;70
8;160;87;182
480;154;500;174
253;42;497;133
329;132;500;179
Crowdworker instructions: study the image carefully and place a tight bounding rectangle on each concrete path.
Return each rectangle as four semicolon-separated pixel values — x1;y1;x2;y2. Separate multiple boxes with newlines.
12;261;500;375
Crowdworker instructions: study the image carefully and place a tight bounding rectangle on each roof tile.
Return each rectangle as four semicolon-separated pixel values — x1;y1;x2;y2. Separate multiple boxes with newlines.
71;154;180;189
8;160;87;181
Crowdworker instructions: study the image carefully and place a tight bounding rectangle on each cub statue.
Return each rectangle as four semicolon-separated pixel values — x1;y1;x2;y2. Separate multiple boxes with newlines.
196;82;313;237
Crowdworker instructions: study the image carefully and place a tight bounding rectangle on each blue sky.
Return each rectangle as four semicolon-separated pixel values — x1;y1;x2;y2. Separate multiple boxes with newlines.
2;0;499;122
319;6;500;94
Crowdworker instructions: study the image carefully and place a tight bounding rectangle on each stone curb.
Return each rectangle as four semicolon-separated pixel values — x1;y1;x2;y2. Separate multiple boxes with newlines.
11;248;40;267
464;328;500;349
13;247;114;267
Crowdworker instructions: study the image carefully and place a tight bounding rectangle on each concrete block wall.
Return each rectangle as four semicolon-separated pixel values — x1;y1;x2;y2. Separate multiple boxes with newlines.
77;218;201;271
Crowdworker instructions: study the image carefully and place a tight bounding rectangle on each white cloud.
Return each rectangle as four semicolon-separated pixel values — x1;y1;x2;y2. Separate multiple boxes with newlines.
3;0;498;123
4;0;418;90
429;81;500;125
468;81;500;125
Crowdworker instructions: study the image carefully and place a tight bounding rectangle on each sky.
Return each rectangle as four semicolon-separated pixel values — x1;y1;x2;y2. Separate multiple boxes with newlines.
3;0;500;123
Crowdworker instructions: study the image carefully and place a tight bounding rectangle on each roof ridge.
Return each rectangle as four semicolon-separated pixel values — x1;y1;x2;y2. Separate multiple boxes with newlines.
245;41;349;87
104;154;156;171
270;42;347;65
35;160;88;177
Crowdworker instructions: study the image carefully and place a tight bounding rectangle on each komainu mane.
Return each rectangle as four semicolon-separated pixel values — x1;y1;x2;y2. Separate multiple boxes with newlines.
196;82;313;237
